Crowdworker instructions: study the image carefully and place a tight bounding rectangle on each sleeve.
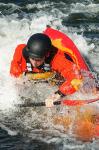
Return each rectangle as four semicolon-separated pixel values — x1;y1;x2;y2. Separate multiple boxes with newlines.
59;63;82;95
10;44;25;77
51;51;82;95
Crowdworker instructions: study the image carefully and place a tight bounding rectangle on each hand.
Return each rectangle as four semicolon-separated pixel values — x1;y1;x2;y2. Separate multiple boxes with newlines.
45;93;60;108
71;79;83;90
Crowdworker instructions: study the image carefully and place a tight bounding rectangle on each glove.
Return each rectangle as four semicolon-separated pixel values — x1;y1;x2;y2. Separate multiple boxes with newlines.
45;93;61;108
71;79;83;90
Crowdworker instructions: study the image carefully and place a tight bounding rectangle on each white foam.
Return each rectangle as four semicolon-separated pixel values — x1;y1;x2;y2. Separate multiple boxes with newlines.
26;2;54;10
0;123;18;136
71;3;99;13
0;76;18;112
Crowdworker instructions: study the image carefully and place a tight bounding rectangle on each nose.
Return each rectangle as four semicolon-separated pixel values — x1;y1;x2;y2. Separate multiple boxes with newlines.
32;60;37;66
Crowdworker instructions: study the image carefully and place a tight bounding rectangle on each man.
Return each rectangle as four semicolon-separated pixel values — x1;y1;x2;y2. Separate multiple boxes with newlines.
10;33;82;107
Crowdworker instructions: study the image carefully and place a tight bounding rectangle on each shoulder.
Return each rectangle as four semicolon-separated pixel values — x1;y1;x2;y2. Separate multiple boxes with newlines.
15;44;26;50
14;44;26;56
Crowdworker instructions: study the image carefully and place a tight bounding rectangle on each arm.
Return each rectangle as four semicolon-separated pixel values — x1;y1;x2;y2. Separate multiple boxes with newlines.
10;44;26;77
59;69;82;95
51;51;82;95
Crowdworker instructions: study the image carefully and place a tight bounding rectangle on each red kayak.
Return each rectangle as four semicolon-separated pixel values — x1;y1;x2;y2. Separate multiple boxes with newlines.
44;27;89;71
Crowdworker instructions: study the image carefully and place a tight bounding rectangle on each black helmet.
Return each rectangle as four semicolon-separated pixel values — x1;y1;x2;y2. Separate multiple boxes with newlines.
27;33;52;59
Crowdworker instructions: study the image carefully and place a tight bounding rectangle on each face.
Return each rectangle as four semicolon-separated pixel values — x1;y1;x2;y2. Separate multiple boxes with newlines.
29;57;45;67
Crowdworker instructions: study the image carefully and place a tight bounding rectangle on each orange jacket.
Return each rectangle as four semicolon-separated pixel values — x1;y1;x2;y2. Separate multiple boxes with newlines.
10;44;82;95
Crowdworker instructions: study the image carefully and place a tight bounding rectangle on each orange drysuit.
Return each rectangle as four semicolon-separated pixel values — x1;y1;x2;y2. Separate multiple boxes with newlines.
10;44;82;95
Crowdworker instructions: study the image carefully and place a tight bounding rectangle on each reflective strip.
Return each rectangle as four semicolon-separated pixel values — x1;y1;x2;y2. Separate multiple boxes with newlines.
26;63;32;71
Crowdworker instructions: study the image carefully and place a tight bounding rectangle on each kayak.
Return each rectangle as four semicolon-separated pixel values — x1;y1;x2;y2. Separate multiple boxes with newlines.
44;27;90;71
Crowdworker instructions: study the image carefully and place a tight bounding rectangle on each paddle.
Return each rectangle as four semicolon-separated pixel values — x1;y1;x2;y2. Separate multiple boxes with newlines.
19;97;99;107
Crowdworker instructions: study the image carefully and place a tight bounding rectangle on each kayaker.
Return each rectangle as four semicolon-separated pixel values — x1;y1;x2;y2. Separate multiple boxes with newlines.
10;33;83;107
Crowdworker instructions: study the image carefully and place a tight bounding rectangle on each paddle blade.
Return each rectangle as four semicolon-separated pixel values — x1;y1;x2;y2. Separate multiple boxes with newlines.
62;97;99;106
62;100;85;106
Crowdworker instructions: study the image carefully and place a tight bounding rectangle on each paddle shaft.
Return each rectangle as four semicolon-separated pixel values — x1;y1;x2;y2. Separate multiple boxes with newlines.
19;97;99;107
19;101;61;107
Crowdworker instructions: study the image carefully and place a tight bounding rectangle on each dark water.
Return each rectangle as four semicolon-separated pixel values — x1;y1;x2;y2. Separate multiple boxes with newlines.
0;0;99;149
0;128;60;150
0;0;99;39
